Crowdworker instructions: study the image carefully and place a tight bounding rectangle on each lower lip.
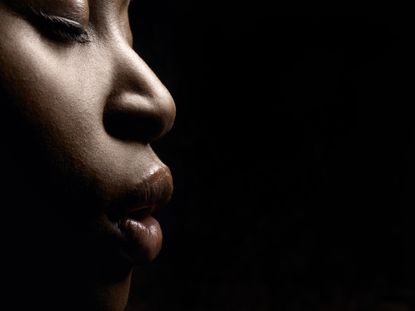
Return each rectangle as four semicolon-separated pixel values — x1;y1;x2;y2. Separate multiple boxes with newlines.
120;216;163;264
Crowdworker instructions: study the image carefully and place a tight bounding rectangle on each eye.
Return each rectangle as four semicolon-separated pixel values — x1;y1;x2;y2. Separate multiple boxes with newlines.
35;11;91;44
15;4;91;44
30;9;91;44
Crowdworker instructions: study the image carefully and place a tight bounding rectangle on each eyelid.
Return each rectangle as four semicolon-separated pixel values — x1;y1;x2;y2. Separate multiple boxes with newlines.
5;1;91;44
28;6;91;43
38;12;84;30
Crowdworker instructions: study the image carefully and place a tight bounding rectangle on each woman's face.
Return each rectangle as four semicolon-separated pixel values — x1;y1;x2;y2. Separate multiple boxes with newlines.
0;0;175;310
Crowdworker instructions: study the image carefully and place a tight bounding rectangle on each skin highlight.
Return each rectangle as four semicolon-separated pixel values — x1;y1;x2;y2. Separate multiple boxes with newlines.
0;0;175;310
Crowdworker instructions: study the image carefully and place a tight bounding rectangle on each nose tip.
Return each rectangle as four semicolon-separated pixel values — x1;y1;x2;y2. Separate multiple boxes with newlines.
104;89;176;143
103;46;176;143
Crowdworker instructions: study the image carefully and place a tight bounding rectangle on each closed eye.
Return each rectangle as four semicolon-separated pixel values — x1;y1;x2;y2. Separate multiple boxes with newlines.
33;10;90;44
28;6;91;44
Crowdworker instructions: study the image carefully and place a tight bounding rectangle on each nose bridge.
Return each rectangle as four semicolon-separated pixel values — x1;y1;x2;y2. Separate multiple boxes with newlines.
104;40;176;143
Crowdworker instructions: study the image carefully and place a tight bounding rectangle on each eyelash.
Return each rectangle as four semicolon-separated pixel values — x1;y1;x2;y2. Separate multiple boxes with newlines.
29;7;91;44
41;14;91;44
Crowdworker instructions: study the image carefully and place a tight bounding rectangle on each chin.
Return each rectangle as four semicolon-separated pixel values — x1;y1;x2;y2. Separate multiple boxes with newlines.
88;274;133;311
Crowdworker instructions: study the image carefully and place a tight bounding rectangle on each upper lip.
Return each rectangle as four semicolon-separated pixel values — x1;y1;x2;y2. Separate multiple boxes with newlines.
107;165;173;223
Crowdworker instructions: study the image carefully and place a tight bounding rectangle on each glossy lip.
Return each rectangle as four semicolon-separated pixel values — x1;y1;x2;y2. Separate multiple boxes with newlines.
107;165;173;264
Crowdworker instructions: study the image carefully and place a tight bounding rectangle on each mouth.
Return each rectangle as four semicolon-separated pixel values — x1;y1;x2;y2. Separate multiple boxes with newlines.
108;165;173;264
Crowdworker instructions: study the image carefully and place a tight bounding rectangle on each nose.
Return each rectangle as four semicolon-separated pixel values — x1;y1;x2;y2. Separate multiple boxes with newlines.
103;46;176;143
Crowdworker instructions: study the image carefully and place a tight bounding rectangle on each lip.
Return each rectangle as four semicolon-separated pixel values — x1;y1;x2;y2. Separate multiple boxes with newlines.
108;165;173;264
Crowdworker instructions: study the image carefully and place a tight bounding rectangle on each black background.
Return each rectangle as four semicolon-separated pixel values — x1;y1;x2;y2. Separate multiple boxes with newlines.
126;4;414;311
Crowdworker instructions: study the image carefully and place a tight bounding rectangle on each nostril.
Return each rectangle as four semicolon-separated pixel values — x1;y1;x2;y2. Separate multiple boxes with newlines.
104;112;160;143
103;94;175;143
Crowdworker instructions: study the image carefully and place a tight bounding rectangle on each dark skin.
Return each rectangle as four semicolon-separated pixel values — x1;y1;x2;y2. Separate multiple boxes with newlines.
0;1;175;310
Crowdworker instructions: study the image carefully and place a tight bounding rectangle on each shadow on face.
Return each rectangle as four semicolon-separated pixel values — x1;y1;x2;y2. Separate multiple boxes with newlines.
0;0;175;310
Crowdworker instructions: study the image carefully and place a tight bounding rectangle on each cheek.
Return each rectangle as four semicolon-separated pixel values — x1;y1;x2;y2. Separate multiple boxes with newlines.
1;19;101;132
0;11;111;156
0;12;120;191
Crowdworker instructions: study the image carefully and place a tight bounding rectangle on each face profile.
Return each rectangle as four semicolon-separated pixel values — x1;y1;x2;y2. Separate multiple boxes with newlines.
0;1;175;310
